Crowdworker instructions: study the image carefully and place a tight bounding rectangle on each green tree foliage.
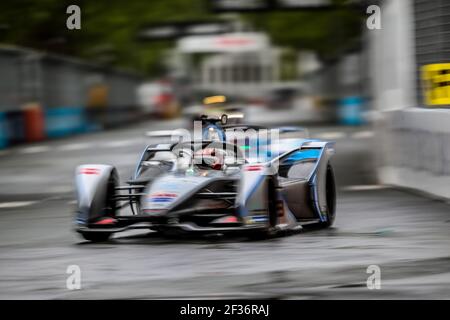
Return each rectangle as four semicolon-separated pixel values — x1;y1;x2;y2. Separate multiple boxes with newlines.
0;0;363;75
245;8;363;61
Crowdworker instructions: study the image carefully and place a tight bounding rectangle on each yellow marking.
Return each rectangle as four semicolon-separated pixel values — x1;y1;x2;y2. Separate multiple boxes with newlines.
203;95;226;105
422;63;450;106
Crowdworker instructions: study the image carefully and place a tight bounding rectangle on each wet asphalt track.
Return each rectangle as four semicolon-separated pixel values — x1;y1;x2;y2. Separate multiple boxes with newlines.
0;118;449;299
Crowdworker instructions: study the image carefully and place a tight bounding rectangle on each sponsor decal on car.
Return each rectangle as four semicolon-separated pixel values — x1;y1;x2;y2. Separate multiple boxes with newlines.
245;215;268;224
79;168;100;175
147;192;178;203
142;175;209;210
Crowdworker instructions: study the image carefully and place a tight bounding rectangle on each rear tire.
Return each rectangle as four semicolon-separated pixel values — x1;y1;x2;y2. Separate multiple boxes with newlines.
80;232;111;242
321;163;336;228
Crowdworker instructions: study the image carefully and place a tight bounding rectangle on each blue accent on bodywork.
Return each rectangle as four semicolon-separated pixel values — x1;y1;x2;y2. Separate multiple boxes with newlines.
149;198;173;203
250;215;268;222
255;138;322;162
283;149;320;163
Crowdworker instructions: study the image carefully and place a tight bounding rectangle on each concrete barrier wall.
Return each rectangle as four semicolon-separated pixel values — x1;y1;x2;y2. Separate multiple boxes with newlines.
377;107;450;198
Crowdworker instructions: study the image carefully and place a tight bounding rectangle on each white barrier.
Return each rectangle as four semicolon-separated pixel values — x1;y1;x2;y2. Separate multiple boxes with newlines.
377;107;450;198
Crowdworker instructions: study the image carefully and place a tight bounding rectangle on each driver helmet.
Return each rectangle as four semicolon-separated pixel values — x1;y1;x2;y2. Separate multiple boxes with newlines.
194;147;226;170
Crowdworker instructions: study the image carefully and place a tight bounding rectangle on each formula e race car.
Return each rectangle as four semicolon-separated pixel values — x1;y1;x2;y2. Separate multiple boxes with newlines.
74;120;336;242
